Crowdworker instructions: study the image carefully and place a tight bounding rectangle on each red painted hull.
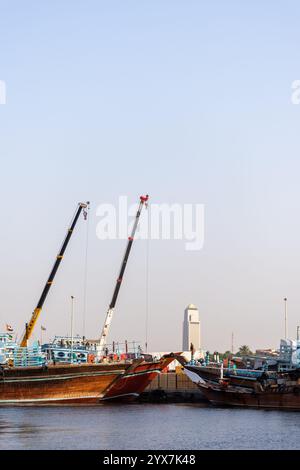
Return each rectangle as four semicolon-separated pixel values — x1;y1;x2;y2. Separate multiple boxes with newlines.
101;355;176;401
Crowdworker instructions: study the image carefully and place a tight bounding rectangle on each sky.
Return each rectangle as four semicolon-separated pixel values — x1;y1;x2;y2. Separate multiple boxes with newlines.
0;1;300;353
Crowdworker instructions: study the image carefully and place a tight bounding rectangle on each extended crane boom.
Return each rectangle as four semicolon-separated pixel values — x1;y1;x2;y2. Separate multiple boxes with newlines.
99;194;149;353
20;201;89;347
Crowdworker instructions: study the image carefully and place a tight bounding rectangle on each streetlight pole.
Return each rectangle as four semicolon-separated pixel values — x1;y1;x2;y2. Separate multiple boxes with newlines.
284;298;288;340
297;325;300;342
71;296;75;364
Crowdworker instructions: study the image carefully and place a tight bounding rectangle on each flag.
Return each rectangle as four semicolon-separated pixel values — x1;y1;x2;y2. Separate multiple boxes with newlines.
41;326;46;331
6;324;13;332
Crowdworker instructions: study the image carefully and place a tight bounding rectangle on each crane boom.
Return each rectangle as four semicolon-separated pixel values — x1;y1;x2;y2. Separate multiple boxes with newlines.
99;194;149;352
20;202;89;347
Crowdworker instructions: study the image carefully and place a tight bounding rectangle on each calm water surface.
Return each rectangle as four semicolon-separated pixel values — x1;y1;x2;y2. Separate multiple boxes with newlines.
0;403;299;450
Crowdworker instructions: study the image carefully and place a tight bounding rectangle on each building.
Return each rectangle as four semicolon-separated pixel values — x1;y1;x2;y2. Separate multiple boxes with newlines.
182;304;201;352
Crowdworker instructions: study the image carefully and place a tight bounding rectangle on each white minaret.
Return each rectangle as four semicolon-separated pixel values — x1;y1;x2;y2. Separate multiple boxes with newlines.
182;304;201;351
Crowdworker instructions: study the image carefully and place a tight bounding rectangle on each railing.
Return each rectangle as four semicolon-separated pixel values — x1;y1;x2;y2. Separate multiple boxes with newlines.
13;346;46;367
101;341;143;356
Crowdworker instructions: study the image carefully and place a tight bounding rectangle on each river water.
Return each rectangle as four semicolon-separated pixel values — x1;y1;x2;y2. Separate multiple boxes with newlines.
0;403;299;450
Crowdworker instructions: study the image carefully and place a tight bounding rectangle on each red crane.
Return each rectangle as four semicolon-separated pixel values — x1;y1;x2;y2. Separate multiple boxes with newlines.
98;195;149;353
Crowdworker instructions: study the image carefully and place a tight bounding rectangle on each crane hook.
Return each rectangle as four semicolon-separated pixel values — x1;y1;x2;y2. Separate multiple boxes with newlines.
83;201;90;220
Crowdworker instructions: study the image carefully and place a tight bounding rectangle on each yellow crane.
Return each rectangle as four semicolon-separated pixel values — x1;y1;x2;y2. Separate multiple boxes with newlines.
20;202;89;347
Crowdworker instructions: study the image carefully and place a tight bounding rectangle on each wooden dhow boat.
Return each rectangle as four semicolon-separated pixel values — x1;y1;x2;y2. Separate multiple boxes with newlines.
101;353;178;401
1;196;178;404
180;360;300;410
0;361;130;405
192;371;300;410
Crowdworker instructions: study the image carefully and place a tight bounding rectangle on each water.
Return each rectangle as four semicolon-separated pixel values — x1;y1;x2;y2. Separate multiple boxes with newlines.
0;403;299;450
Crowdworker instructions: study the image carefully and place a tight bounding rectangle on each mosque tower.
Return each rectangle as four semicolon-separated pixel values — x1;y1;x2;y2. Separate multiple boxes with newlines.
182;304;201;351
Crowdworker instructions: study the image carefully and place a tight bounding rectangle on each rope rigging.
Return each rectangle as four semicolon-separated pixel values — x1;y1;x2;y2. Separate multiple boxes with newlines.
145;204;150;353
82;203;90;338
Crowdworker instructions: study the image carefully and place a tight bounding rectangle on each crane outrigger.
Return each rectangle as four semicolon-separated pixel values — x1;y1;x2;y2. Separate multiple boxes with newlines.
98;194;149;355
20;202;89;347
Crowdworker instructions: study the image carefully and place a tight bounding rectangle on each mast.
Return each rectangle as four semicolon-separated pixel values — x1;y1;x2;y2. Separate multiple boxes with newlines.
20;202;89;347
99;194;149;353
284;297;288;340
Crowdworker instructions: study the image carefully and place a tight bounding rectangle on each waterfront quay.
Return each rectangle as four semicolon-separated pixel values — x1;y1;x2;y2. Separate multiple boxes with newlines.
140;372;205;403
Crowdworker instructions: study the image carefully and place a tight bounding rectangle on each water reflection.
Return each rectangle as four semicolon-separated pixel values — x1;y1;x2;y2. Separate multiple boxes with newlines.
0;404;299;450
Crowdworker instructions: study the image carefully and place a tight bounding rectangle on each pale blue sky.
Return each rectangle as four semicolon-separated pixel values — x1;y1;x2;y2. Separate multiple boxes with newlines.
0;1;300;352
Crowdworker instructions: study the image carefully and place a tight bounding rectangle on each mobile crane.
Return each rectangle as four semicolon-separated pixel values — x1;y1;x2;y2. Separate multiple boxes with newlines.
20;202;89;347
98;194;149;354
